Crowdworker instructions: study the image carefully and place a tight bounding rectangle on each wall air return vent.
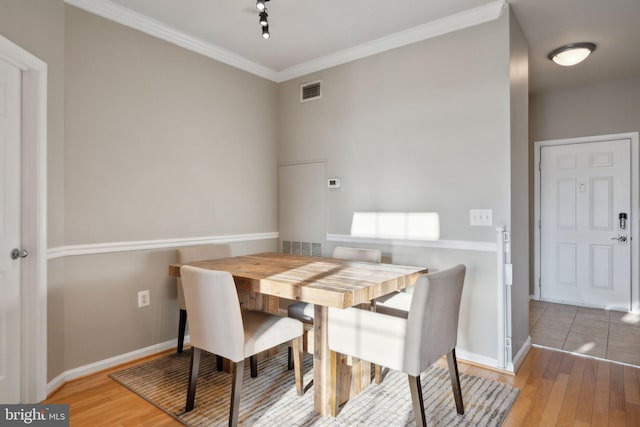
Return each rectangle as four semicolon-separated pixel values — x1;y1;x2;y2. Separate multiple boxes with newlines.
282;240;321;257
300;80;322;102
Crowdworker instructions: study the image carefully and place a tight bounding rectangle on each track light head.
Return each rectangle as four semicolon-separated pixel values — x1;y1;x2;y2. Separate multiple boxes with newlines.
262;25;270;39
256;0;268;12
259;11;268;27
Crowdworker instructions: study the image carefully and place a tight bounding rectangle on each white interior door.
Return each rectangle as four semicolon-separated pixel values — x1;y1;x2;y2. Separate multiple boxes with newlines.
0;57;22;403
540;139;631;310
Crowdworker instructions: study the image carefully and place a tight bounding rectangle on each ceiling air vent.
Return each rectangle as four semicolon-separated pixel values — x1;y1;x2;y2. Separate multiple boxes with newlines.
300;80;322;102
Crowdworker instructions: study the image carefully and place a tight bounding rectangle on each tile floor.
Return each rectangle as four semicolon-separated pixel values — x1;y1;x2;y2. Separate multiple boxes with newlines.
530;300;640;366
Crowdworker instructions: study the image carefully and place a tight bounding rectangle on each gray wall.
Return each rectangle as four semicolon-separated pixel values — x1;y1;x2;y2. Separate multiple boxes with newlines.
531;76;640;142
1;0;533;381
508;10;530;361
59;6;279;373
0;0;66;383
529;75;640;295
65;6;278;244
278;14;515;361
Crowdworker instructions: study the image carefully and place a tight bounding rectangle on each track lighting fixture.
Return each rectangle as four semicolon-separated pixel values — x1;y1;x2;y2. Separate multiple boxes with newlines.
259;11;268;27
256;0;271;39
256;0;268;12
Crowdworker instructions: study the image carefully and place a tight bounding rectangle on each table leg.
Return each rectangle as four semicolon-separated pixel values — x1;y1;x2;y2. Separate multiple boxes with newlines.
313;305;332;415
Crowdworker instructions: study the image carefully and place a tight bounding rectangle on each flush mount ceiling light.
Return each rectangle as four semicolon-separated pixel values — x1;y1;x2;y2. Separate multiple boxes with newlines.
256;0;271;39
548;42;596;66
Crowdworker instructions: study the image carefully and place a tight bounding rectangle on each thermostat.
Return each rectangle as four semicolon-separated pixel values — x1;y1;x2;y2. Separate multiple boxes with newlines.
328;178;341;189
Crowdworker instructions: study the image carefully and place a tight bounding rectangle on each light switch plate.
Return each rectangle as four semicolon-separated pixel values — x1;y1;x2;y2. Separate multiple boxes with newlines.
470;209;492;226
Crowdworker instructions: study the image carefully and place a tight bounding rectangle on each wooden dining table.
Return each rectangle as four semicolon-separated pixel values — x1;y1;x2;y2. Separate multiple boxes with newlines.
169;252;428;416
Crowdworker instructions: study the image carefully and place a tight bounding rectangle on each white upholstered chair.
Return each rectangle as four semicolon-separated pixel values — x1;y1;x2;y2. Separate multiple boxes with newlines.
328;264;466;426
176;244;232;353
181;266;304;427
286;246;382;368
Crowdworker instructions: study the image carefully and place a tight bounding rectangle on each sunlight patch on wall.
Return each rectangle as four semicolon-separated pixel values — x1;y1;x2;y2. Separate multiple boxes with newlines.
350;212;440;241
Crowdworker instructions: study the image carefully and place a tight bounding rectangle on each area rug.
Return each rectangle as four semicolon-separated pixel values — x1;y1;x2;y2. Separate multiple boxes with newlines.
109;348;518;426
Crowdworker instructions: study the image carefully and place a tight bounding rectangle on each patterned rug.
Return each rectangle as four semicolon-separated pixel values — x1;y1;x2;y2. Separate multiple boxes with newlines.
109;347;518;426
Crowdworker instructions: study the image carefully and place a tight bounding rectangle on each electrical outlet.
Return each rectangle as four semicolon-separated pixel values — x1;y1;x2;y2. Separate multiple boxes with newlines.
470;209;493;226
138;290;150;308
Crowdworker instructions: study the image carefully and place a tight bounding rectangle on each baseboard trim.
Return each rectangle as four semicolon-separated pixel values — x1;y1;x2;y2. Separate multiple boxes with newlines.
46;336;190;397
47;232;278;259
455;348;503;372
509;336;531;373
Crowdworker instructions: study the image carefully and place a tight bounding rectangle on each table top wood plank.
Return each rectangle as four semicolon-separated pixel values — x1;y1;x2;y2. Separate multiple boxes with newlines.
169;252;427;309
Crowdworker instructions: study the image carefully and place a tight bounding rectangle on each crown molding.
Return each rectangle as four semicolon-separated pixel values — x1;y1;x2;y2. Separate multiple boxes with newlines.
65;0;506;83
64;0;279;81
276;0;507;82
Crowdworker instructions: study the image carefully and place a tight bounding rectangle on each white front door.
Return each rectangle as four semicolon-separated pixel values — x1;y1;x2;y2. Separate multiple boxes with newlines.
0;57;22;403
540;139;631;310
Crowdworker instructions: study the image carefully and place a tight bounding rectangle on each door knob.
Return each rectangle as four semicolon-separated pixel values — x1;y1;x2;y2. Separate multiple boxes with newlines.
10;248;28;259
611;235;628;243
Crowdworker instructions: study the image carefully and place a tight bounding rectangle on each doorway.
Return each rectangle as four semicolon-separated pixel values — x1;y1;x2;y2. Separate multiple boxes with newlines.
0;56;22;403
0;35;48;403
534;133;640;313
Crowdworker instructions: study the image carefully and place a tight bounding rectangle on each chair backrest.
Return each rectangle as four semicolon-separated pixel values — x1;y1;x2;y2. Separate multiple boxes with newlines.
180;266;245;362
332;246;382;263
176;244;232;310
404;264;466;376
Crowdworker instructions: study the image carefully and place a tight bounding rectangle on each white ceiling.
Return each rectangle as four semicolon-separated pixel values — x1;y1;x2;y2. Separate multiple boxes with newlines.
71;0;640;93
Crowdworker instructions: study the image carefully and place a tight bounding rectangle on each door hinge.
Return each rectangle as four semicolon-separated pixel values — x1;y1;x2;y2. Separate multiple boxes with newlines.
538;277;541;289
538;220;541;229
538;161;541;171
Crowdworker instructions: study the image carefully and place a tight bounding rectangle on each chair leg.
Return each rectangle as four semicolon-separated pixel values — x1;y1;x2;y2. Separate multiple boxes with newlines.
216;355;224;371
250;355;258;378
447;349;464;415
292;337;303;396
229;360;244;427
185;347;201;412
177;309;187;353
408;374;426;427
287;346;294;370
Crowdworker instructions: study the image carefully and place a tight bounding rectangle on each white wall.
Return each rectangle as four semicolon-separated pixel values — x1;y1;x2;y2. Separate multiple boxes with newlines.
531;76;640;142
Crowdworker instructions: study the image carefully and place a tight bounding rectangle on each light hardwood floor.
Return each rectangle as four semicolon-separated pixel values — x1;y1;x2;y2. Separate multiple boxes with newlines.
44;345;640;426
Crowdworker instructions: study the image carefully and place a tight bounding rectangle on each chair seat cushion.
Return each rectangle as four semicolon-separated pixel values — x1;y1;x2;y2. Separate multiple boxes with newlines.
242;311;303;358
287;302;315;323
375;291;412;319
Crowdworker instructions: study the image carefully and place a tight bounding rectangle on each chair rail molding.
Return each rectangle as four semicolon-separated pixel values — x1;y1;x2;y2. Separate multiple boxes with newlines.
47;232;279;259
326;234;498;252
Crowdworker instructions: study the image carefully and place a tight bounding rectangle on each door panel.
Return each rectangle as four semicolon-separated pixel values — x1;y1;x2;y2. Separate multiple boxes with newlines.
278;162;326;253
540;139;631;310
0;58;21;403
